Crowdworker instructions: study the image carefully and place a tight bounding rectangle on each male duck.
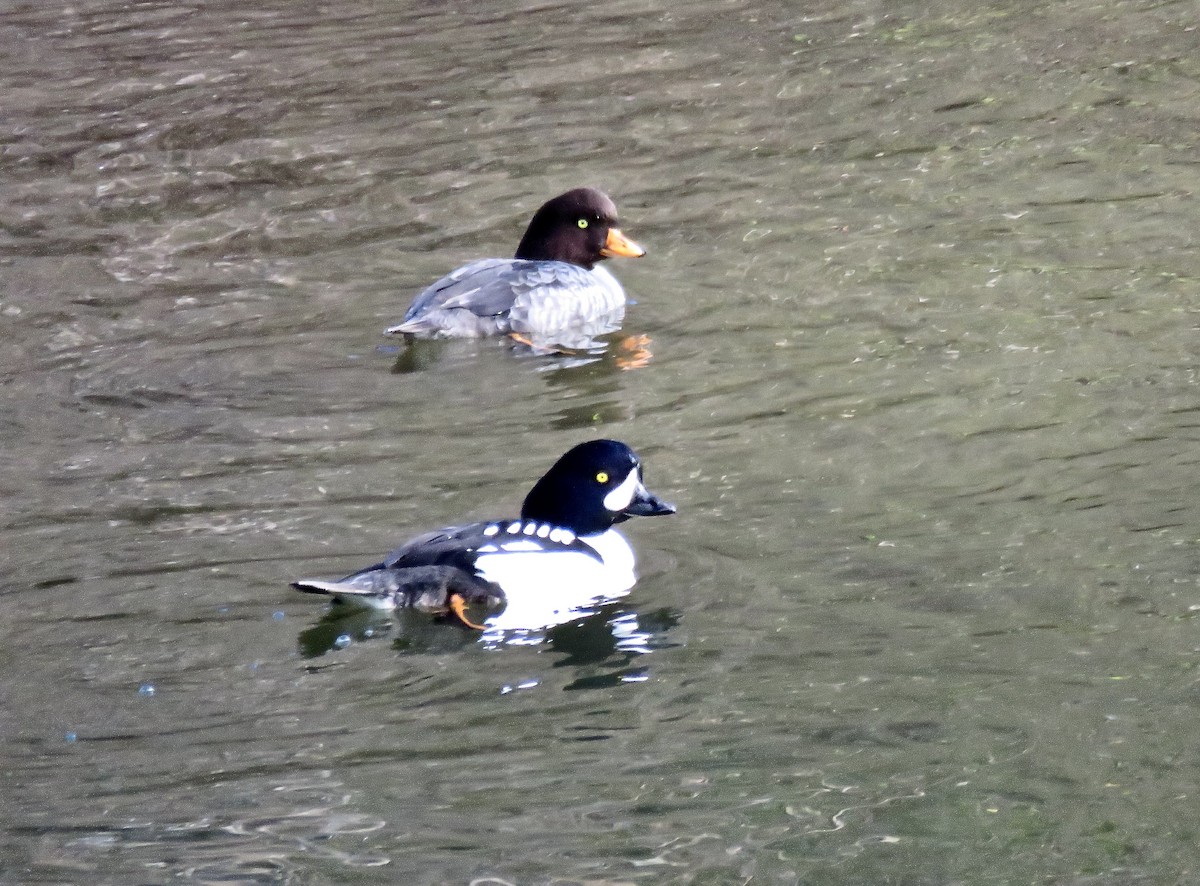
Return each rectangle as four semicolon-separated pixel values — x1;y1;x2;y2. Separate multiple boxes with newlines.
384;188;646;351
292;439;675;631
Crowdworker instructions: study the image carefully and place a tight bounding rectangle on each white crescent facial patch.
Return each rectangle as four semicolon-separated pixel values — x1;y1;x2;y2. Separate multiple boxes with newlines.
602;468;640;512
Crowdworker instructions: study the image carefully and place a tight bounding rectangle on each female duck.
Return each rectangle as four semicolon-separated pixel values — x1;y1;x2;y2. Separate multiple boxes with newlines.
385;188;645;350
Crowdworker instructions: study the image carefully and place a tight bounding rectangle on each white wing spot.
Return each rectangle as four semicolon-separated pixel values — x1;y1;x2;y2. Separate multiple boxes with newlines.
477;544;499;553
483;524;500;537
501;539;544;553
523;523;537;536
537;524;551;538
507;522;521;534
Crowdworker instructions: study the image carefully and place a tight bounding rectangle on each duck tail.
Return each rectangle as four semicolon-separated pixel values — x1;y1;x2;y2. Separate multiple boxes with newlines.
290;578;359;597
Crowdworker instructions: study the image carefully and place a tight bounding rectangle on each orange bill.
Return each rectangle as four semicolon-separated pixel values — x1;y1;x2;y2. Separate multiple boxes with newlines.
601;227;646;258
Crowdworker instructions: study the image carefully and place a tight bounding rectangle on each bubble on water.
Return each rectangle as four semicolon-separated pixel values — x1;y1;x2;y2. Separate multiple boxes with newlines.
138;683;156;697
333;634;352;650
65;731;77;743
272;610;286;621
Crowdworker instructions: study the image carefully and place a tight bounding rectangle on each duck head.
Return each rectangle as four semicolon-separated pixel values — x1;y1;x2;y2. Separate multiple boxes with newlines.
521;439;674;536
514;188;646;270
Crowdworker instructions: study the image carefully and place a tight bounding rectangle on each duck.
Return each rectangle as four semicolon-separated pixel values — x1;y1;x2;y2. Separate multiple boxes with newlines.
291;439;675;631
384;188;646;351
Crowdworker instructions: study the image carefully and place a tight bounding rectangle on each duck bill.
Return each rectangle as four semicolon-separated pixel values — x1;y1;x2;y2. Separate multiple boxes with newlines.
600;227;646;259
621;481;676;518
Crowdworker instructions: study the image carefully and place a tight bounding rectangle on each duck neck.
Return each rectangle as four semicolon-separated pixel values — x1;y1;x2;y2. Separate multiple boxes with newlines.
514;223;599;268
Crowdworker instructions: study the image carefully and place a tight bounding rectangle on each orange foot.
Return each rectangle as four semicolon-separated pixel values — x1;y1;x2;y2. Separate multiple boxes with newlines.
509;332;572;356
615;334;653;370
447;592;486;631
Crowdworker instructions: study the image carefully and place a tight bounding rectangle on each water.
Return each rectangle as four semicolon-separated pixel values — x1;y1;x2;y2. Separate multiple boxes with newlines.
4;0;1200;882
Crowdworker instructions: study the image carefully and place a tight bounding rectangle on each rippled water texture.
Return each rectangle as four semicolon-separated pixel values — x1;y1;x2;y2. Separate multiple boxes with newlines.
4;0;1200;882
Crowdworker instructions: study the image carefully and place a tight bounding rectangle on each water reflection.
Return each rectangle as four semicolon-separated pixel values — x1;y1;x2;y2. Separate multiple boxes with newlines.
7;0;1200;880
297;607;479;658
388;327;654;379
297;601;680;668
540;353;641;430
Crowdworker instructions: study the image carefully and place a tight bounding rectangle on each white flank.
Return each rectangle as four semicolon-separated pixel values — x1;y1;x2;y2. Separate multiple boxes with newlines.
476;528;637;632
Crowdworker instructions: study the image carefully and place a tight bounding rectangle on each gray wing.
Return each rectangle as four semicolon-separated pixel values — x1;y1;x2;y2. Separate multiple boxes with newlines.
385;260;625;343
406;259;524;320
386;259;530;337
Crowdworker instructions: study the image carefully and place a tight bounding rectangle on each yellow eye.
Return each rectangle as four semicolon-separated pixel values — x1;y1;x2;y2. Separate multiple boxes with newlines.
595;471;609;483
577;218;589;229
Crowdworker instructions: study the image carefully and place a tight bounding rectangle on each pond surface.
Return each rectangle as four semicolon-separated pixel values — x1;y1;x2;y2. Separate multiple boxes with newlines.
4;0;1200;882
